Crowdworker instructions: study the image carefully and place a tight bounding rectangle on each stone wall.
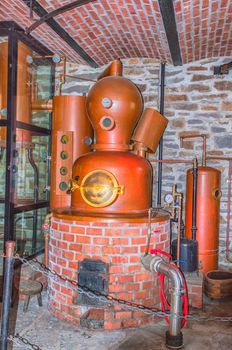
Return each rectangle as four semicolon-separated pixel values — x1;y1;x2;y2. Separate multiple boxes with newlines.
58;57;232;269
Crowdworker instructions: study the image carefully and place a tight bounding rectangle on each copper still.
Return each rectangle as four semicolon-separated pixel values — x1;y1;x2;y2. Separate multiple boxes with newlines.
181;134;221;273
70;65;168;217
50;96;93;210
0;41;32;143
185;166;221;272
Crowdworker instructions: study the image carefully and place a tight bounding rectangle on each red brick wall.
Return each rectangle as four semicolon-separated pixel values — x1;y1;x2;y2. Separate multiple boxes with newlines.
48;217;170;329
2;1;232;65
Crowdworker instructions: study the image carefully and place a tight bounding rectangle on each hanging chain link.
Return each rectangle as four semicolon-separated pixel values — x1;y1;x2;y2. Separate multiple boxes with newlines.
15;255;167;318
8;334;43;350
12;254;232;322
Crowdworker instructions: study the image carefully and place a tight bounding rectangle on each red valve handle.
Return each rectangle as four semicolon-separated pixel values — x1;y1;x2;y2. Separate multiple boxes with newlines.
150;249;172;259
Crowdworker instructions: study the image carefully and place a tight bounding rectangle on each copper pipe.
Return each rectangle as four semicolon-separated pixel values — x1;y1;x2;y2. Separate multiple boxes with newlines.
31;99;53;112
207;156;232;161
58;73;97;96
97;59;123;80
152;159;193;164
60;74;96;83
180;133;208;166
132;142;147;158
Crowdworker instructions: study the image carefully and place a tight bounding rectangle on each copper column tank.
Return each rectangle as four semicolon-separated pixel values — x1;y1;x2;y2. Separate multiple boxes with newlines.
50;95;93;210
0;41;32;143
185;166;221;272
70;74;168;217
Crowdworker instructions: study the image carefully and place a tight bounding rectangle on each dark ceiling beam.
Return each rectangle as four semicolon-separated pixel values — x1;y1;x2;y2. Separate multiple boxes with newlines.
158;0;182;66
22;0;98;68
26;0;97;34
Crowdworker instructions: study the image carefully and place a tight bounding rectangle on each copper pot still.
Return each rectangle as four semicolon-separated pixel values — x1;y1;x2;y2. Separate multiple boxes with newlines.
70;61;168;217
0;41;32;143
185;166;221;273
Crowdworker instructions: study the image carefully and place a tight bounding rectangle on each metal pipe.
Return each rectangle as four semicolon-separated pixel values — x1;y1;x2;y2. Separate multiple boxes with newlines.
191;158;198;241
179;134;207;166
28;148;39;254
58;73;97;96
0;241;15;350
141;254;184;348
157;62;166;207
153;159;193;164
176;194;183;267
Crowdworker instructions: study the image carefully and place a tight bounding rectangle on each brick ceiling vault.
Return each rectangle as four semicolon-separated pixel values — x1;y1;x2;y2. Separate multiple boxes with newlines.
0;0;232;66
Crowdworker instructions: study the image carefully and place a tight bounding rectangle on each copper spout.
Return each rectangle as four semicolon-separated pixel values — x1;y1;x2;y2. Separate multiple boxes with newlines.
132;108;168;154
97;59;123;80
179;133;208;166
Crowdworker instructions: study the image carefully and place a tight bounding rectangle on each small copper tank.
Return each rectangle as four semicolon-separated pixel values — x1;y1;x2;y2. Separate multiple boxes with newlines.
0;41;32;143
71;76;153;216
50;95;93;210
185;166;221;273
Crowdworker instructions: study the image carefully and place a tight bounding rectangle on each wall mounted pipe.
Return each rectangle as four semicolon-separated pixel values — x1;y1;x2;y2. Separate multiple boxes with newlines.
179;133;208;166
191;158;198;241
141;254;184;349
157;62;166;207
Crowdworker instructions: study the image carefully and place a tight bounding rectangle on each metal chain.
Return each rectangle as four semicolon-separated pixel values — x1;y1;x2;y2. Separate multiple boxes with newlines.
15;255;167;318
8;334;43;350
11;254;232;322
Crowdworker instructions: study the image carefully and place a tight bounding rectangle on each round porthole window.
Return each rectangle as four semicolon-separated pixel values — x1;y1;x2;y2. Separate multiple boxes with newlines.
80;170;123;207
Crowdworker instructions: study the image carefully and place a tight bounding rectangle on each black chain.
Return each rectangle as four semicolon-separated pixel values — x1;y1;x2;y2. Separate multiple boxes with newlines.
14;334;43;350
31;257;165;317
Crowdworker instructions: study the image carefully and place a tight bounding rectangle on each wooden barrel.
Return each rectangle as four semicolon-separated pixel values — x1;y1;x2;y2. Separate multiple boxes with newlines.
204;270;232;299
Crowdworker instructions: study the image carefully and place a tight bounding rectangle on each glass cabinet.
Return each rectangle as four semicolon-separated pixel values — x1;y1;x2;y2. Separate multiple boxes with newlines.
0;22;54;267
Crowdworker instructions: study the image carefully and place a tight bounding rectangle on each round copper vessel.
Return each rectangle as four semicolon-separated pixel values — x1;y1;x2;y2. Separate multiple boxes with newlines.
50;95;93;210
71;75;154;216
185;166;221;273
0;41;32;143
71;151;152;215
86;76;143;151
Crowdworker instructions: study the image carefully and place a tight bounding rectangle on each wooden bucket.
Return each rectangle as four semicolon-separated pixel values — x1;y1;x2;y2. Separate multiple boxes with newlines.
204;270;232;299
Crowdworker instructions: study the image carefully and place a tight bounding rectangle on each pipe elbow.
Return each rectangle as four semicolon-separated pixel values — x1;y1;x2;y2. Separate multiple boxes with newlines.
159;262;184;290
141;254;162;273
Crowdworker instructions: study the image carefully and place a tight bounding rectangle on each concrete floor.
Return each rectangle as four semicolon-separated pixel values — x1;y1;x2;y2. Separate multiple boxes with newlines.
1;291;232;350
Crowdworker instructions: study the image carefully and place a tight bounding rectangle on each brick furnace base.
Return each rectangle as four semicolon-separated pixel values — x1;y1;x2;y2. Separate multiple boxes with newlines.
48;211;170;329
